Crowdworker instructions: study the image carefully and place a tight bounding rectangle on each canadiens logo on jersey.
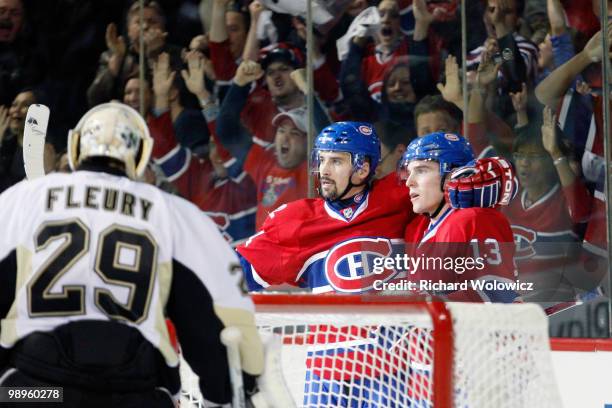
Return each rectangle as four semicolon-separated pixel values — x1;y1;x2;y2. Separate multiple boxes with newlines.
511;225;537;259
261;176;295;206
324;237;397;292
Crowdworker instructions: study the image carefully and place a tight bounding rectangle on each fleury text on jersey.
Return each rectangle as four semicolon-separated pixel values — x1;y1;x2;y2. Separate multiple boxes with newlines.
45;185;153;221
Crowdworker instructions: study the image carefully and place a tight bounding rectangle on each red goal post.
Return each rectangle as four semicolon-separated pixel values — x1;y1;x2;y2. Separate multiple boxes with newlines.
180;294;563;407
252;293;454;407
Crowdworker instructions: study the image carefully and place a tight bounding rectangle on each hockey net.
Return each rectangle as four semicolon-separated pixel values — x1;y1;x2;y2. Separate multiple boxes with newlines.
180;294;563;407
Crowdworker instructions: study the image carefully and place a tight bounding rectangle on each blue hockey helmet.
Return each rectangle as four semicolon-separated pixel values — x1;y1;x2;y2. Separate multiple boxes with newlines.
398;132;474;180
311;122;381;177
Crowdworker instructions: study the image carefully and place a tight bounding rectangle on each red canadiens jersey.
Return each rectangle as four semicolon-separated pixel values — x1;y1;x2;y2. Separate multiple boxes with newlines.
241;87;279;146
503;185;582;275
209;40;239;83
404;207;518;302
361;40;409;102
148;111;257;246
243;144;309;230
192;167;257;247
240;70;340;146
238;174;415;293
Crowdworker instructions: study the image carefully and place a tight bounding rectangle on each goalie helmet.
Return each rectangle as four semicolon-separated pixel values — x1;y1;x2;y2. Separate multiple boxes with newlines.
67;102;153;179
311;121;381;177
398;131;474;180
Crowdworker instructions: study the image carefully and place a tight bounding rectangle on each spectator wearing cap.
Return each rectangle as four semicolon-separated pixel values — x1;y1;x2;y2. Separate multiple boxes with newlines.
217;99;329;229
240;47;306;146
218;44;327;147
223;1;338;144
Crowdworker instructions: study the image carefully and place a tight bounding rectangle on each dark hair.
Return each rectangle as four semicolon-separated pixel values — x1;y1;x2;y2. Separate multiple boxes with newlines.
375;121;415;151
227;1;251;33
511;124;560;184
14;86;37;100
123;69;153;90
481;0;525;16
515;0;525;17
513;124;546;153
513;120;572;158
381;58;412;103
414;95;462;128
126;0;166;28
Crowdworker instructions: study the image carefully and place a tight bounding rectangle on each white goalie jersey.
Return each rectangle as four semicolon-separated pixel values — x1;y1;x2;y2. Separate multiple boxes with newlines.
0;170;260;402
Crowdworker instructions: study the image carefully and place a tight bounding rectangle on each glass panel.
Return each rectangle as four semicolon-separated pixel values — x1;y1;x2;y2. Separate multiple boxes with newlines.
2;0;609;339
526;0;611;338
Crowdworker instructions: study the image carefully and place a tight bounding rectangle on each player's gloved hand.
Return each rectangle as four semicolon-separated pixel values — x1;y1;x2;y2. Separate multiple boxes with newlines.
445;157;518;209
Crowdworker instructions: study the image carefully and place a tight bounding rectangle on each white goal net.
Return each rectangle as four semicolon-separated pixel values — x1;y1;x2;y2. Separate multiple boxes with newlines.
180;295;563;408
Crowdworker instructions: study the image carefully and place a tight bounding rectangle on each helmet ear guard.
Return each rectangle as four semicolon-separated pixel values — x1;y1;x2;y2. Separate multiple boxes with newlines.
67;128;80;174
134;135;153;179
67;102;153;179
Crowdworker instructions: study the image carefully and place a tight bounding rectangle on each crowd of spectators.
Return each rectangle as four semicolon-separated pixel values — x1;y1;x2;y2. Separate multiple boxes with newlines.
0;0;610;300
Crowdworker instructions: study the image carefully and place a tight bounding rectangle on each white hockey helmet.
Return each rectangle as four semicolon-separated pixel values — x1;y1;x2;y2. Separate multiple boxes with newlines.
67;102;153;179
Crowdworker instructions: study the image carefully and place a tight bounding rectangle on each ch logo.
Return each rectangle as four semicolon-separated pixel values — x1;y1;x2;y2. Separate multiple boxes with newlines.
512;225;537;259
324;237;397;292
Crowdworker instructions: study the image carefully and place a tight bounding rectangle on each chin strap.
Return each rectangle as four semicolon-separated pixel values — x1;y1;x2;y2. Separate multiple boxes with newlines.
336;178;368;201
426;173;449;219
426;200;447;219
320;169;370;203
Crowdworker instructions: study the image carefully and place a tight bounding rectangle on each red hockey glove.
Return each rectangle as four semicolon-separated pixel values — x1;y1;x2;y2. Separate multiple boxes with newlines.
445;157;518;209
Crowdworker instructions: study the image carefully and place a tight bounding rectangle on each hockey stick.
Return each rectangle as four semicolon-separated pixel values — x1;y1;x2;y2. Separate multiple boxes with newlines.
23;104;50;179
544;287;605;316
220;327;246;408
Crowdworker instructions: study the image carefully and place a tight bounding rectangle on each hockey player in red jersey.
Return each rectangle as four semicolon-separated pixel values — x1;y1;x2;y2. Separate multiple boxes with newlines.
238;122;518;294
237;123;519;407
399;132;518;302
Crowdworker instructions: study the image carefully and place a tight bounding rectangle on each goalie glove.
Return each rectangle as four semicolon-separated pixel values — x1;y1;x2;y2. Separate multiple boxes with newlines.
445;157;518;209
